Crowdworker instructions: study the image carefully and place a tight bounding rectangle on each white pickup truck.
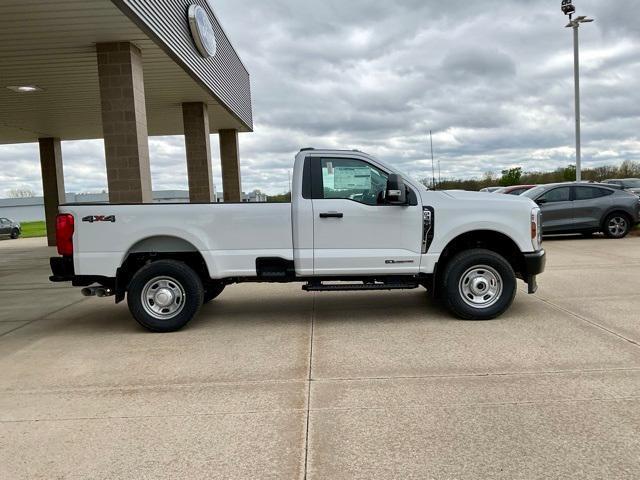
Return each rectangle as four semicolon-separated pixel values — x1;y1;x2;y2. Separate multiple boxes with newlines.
50;148;545;332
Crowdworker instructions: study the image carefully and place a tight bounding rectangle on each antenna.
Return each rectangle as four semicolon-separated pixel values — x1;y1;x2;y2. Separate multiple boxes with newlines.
430;130;436;190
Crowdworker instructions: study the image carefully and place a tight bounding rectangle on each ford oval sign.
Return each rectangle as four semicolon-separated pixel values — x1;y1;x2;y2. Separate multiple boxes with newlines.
188;5;217;58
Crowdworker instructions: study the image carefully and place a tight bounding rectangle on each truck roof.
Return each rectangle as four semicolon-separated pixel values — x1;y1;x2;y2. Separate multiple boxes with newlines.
298;147;363;153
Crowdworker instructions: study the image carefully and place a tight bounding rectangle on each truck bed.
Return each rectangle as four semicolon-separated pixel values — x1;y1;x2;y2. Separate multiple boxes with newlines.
60;202;293;278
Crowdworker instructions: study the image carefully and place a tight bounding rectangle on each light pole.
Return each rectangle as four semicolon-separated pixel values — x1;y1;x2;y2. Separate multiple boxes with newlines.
561;0;593;182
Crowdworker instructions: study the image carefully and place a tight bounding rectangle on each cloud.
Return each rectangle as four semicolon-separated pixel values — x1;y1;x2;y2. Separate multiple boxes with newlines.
1;0;639;197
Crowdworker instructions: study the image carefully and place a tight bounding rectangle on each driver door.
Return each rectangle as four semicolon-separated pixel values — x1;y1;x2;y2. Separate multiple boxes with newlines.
311;157;423;275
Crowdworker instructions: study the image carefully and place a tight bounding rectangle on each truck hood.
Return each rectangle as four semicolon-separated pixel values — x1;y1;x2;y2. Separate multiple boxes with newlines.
442;189;535;206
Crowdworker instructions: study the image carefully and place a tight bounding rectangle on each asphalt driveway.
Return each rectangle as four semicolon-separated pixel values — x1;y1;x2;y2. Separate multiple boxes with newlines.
1;236;639;479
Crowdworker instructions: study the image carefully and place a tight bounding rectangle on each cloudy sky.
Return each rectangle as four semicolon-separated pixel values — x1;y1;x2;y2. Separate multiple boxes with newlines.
1;0;639;197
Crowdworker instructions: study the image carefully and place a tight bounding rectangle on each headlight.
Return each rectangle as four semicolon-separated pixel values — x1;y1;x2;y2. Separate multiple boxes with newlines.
531;207;542;250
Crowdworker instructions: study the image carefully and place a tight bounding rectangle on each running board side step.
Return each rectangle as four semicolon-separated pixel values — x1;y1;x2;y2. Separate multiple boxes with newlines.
303;282;419;292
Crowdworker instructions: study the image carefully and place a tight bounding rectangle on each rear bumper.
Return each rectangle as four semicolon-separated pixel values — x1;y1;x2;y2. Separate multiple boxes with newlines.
50;256;112;288
522;249;546;294
50;256;74;282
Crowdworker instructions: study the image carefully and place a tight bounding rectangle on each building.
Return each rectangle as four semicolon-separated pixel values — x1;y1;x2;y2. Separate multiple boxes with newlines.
242;190;269;203
216;190;269;203
0;0;252;245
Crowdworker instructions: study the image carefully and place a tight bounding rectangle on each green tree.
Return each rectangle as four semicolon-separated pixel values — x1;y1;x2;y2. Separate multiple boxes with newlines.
267;192;291;203
499;167;522;186
619;160;640;178
561;165;576;181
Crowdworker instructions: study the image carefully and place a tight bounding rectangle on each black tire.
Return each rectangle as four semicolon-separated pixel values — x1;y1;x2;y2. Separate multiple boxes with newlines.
602;212;631;239
10;228;20;239
203;282;225;303
441;248;517;320
127;260;204;332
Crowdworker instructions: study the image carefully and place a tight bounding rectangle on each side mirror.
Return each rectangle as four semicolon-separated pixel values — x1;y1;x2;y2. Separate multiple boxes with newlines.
386;174;407;205
536;197;547;205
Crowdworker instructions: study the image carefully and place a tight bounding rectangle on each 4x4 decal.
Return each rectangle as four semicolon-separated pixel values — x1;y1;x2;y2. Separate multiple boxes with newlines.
82;215;116;223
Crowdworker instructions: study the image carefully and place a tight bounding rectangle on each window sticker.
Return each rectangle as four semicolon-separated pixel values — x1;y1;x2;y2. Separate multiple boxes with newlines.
333;167;372;190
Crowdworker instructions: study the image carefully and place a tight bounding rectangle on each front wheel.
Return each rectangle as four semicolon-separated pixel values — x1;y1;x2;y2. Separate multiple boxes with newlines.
127;260;204;332
10;228;20;239
441;249;517;320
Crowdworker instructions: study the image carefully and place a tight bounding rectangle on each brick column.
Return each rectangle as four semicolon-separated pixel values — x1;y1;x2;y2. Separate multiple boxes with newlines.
219;129;242;202
96;42;152;203
182;102;214;202
38;138;65;247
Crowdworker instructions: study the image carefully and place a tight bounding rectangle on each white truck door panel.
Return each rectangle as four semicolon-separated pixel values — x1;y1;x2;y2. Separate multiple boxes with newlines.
313;199;422;274
311;157;422;275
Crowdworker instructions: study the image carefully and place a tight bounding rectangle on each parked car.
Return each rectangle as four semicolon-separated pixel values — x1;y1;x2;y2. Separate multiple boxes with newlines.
49;148;546;332
602;178;640;197
0;217;21;239
493;185;536;196
522;183;640;238
479;187;502;192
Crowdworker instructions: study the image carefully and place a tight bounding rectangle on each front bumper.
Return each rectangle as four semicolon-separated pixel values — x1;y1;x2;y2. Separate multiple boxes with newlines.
522;249;546;294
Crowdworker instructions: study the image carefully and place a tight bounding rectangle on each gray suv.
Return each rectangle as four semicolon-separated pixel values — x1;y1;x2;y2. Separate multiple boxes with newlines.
0;217;21;239
522;183;640;238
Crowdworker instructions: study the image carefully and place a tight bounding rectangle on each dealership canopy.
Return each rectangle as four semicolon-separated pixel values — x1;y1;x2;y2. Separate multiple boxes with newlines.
0;0;252;142
0;0;253;244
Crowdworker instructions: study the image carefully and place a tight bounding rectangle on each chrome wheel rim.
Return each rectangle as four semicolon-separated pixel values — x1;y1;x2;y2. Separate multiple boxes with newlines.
459;265;503;309
141;276;185;320
608;217;627;237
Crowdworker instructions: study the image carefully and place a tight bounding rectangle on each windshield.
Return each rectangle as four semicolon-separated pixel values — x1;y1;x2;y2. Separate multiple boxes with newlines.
522;185;546;199
622;179;640;188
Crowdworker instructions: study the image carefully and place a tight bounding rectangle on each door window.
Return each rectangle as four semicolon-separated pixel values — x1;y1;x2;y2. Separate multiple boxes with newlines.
574;186;611;200
320;158;388;206
538;187;570;203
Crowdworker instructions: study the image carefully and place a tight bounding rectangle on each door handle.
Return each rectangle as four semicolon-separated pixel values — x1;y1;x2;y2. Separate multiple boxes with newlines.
319;212;344;218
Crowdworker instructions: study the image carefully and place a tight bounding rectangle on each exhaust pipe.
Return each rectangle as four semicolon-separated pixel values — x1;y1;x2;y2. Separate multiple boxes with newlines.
81;287;98;297
81;286;114;297
95;287;113;298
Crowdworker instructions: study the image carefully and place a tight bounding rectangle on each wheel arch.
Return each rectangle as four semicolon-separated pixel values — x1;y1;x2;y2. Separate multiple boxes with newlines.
601;208;633;227
115;235;211;303
432;229;525;296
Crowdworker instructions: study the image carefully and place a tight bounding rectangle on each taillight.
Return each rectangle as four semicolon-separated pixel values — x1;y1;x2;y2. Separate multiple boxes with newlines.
56;214;74;256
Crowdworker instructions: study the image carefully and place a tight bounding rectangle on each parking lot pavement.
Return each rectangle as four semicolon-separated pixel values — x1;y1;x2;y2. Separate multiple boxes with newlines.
1;236;640;479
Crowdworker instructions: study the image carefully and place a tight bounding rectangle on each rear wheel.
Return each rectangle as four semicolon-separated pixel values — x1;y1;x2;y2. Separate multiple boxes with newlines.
603;213;630;239
10;228;19;239
127;260;204;332
441;249;517;320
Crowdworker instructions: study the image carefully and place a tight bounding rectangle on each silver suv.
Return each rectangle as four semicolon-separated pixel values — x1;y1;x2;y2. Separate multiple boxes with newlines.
0;217;21;239
522;183;640;238
602;178;640;197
